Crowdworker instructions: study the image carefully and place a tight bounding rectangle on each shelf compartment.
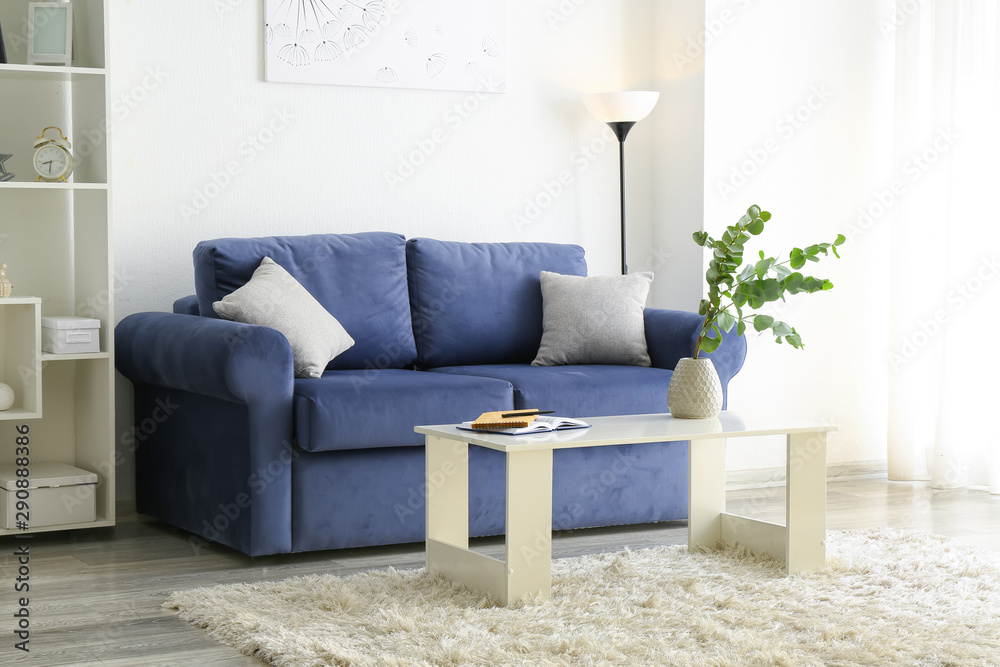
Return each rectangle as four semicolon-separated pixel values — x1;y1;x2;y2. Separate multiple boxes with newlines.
0;298;42;418
0;0;106;69
0;517;114;537
41;351;109;362
0;182;108;191
0;64;106;81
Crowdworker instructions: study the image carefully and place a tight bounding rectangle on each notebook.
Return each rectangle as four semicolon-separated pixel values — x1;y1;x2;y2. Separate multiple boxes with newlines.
457;415;591;436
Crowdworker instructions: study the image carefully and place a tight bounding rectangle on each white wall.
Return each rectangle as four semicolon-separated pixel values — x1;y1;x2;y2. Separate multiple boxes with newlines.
704;0;896;470
109;1;660;501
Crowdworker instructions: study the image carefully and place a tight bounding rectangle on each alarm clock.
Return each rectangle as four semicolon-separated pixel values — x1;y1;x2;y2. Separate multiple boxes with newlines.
33;126;75;183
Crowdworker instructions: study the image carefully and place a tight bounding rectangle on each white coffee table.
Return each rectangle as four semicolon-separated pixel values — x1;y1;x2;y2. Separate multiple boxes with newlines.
415;411;835;605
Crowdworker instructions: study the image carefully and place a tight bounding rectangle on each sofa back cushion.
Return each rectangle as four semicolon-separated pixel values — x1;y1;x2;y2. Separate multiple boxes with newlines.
194;232;416;370
406;239;587;368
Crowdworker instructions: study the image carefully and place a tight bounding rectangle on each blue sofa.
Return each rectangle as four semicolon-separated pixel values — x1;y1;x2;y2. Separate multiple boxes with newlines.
115;232;746;556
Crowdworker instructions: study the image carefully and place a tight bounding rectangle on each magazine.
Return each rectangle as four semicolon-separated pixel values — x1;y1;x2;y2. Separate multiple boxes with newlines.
457;415;591;435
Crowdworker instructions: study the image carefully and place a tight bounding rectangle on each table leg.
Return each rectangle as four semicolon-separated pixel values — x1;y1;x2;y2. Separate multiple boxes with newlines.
425;436;468;549
689;437;727;551
786;431;827;573
505;448;553;603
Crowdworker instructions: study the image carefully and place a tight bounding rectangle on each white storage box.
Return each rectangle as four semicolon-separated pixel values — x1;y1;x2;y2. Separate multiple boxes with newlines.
0;462;98;528
41;316;101;354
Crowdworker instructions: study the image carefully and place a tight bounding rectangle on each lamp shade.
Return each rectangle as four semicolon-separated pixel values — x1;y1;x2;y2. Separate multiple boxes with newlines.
583;91;660;123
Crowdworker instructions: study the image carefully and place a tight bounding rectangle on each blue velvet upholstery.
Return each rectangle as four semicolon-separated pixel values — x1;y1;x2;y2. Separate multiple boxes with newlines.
429;364;673;416
173;294;199;315
291;441;687;552
116;236;749;556
406;238;587;368
294;369;513;452
116;312;295;556
193;232;417;370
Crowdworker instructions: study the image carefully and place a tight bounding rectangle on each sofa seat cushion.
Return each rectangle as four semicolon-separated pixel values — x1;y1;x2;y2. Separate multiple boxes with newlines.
406;239;587;368
194;231;416;370
428;364;673;417
294;369;513;452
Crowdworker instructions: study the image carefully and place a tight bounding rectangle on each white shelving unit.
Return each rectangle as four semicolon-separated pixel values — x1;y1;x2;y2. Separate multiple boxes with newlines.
0;0;115;535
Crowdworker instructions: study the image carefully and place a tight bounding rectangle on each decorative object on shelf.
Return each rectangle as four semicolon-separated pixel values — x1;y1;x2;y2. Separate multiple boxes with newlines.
0;462;98;528
264;0;506;93
41;315;100;354
583;91;660;275
27;1;74;67
667;205;845;419
0;19;8;64
0;154;13;182
32;126;74;182
0;383;13;411
0;264;11;297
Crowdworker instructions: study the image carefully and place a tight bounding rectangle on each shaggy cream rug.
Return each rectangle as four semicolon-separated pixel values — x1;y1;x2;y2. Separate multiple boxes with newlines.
166;529;1000;666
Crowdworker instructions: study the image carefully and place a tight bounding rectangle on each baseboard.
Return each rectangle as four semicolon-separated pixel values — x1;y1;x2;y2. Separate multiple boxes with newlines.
727;460;887;490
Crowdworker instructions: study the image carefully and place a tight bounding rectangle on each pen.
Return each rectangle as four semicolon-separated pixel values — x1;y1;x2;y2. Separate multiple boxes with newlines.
500;410;555;418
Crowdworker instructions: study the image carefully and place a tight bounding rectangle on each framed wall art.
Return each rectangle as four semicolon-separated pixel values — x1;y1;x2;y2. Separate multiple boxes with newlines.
264;0;507;93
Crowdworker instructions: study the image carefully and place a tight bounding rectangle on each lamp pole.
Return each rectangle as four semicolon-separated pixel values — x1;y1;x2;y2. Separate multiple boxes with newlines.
608;121;636;275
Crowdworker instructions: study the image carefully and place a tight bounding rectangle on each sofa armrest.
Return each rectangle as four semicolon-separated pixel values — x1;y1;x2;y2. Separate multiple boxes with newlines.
115;312;296;555
115;312;294;405
173;294;200;315
644;308;748;391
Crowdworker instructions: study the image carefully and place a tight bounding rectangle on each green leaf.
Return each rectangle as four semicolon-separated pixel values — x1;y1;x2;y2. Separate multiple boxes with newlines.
773;264;792;279
804;254;820;263
706;266;721;283
832;246;841;259
790;254;806;270
738;214;751;227
782;273;804;292
761;278;782;301
804;244;820;256
738;264;755;282
747;205;761;218
760;211;771;222
755;258;772;279
700;334;722;354
717;309;737;333
733;291;747;307
754;314;774;331
772;321;793;336
692;231;709;246
698;299;710;316
737;320;746;337
785;332;803;349
748;218;765;235
834;234;846;246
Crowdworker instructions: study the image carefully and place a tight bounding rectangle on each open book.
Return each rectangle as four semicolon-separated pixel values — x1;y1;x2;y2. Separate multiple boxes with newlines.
457;415;591;435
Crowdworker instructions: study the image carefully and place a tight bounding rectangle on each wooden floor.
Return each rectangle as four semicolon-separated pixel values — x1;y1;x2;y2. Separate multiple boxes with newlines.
1;477;998;666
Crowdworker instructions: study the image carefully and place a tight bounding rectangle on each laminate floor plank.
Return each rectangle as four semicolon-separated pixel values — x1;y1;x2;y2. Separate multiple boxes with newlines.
0;477;997;665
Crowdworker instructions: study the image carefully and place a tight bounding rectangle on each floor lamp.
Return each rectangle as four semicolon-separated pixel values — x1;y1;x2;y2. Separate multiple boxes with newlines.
583;91;660;275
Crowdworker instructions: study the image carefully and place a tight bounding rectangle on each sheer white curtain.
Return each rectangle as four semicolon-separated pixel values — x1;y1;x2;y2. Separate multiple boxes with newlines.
888;0;1000;493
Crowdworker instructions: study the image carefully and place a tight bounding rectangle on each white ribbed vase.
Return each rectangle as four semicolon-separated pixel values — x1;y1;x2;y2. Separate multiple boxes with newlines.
667;357;723;419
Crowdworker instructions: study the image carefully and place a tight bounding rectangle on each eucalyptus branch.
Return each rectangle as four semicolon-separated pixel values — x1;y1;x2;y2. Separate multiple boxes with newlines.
690;205;845;358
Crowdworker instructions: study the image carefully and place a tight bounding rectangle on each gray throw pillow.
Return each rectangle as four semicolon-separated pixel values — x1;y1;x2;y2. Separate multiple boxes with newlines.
532;271;653;366
213;257;355;378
